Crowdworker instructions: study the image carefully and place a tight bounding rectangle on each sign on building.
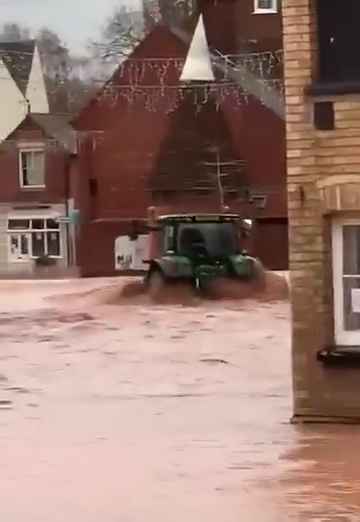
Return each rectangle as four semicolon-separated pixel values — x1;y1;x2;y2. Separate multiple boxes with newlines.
115;235;148;271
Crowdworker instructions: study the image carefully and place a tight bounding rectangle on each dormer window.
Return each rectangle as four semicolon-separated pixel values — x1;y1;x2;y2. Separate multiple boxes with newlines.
318;0;360;83
254;0;277;14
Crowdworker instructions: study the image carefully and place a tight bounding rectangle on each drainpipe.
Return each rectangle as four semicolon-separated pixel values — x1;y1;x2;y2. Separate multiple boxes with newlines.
64;155;71;267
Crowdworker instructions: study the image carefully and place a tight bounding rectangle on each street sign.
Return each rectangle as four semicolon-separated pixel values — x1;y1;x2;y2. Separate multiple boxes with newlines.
56;211;80;225
70;209;80;225
56;217;72;224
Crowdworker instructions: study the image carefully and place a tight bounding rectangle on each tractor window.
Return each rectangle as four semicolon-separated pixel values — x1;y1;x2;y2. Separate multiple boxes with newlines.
179;227;207;257
164;225;175;253
178;223;238;258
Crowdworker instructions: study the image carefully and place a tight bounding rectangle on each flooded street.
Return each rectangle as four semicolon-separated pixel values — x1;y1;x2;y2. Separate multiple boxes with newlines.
0;278;359;521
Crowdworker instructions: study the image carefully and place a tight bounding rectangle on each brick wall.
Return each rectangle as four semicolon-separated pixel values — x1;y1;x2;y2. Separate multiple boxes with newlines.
0;128;68;204
200;0;282;53
283;0;360;421
74;22;287;275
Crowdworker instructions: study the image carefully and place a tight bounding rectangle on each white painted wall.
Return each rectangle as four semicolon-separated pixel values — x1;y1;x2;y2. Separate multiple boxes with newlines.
0;57;28;142
25;44;50;114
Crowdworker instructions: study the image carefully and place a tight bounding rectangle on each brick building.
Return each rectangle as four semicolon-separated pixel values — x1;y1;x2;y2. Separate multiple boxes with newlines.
0;113;76;277
0;39;78;277
73;0;287;277
283;0;360;421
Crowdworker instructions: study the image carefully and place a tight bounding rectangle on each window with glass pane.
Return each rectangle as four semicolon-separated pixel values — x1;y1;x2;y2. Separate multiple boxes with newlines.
46;219;59;229
20;150;45;187
47;232;60;256
20;235;29;255
32;219;45;229
8;219;30;230
255;0;276;11
32;232;45;257
8;217;61;258
10;235;19;256
342;226;360;331
164;226;175;253
9;234;30;258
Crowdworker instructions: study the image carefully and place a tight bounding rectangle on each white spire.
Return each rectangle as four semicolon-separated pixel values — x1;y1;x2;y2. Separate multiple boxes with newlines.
180;14;215;82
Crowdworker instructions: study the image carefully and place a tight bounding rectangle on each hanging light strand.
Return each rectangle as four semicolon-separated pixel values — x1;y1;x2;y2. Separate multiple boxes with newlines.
97;50;284;113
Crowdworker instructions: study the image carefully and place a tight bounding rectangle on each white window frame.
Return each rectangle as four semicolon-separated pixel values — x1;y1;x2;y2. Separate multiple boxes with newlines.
19;147;46;189
333;218;360;346
8;233;31;263
254;0;278;14
7;217;62;262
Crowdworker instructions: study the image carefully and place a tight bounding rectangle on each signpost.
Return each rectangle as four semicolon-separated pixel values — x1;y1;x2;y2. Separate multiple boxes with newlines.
56;217;72;224
55;210;80;225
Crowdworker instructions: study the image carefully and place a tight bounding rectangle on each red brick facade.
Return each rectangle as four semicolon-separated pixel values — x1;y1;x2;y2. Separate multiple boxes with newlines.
200;0;282;53
0;114;74;278
73;2;287;276
0;118;70;204
1;119;69;204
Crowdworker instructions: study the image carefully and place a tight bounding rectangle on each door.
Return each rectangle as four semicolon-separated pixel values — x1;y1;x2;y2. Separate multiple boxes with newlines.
8;233;31;262
333;220;360;345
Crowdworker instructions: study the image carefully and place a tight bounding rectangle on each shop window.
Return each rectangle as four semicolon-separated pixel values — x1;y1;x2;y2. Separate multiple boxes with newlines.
8;217;61;261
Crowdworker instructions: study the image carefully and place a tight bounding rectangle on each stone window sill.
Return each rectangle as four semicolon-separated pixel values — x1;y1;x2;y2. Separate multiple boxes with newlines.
318;348;360;367
253;10;278;14
307;81;360;97
20;186;46;191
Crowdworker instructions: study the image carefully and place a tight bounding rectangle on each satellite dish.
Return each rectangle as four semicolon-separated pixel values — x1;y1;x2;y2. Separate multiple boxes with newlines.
180;14;215;83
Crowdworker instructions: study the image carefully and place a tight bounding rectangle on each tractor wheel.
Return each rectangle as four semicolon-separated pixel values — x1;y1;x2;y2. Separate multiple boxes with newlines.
147;270;166;301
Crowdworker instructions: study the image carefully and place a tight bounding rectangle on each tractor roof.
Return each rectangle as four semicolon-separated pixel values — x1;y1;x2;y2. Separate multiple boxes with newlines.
157;213;242;223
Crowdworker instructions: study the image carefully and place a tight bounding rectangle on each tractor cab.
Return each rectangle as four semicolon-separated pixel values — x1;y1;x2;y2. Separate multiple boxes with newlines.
158;214;246;255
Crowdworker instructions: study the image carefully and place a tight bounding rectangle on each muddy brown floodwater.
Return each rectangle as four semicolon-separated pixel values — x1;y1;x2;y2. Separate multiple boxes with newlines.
0;277;360;521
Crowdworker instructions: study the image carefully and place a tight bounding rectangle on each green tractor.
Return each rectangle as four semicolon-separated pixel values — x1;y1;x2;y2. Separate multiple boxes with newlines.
144;213;264;299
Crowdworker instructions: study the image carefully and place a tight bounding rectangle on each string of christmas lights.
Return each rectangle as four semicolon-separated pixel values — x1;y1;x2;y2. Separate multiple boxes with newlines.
94;50;284;113
0;46;284;114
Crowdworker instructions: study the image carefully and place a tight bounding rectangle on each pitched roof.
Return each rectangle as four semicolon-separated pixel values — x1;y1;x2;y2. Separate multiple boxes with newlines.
30;113;77;153
0;40;35;96
73;23;188;129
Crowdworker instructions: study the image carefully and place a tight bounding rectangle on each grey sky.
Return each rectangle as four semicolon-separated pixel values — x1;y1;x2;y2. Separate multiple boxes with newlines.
0;0;141;54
